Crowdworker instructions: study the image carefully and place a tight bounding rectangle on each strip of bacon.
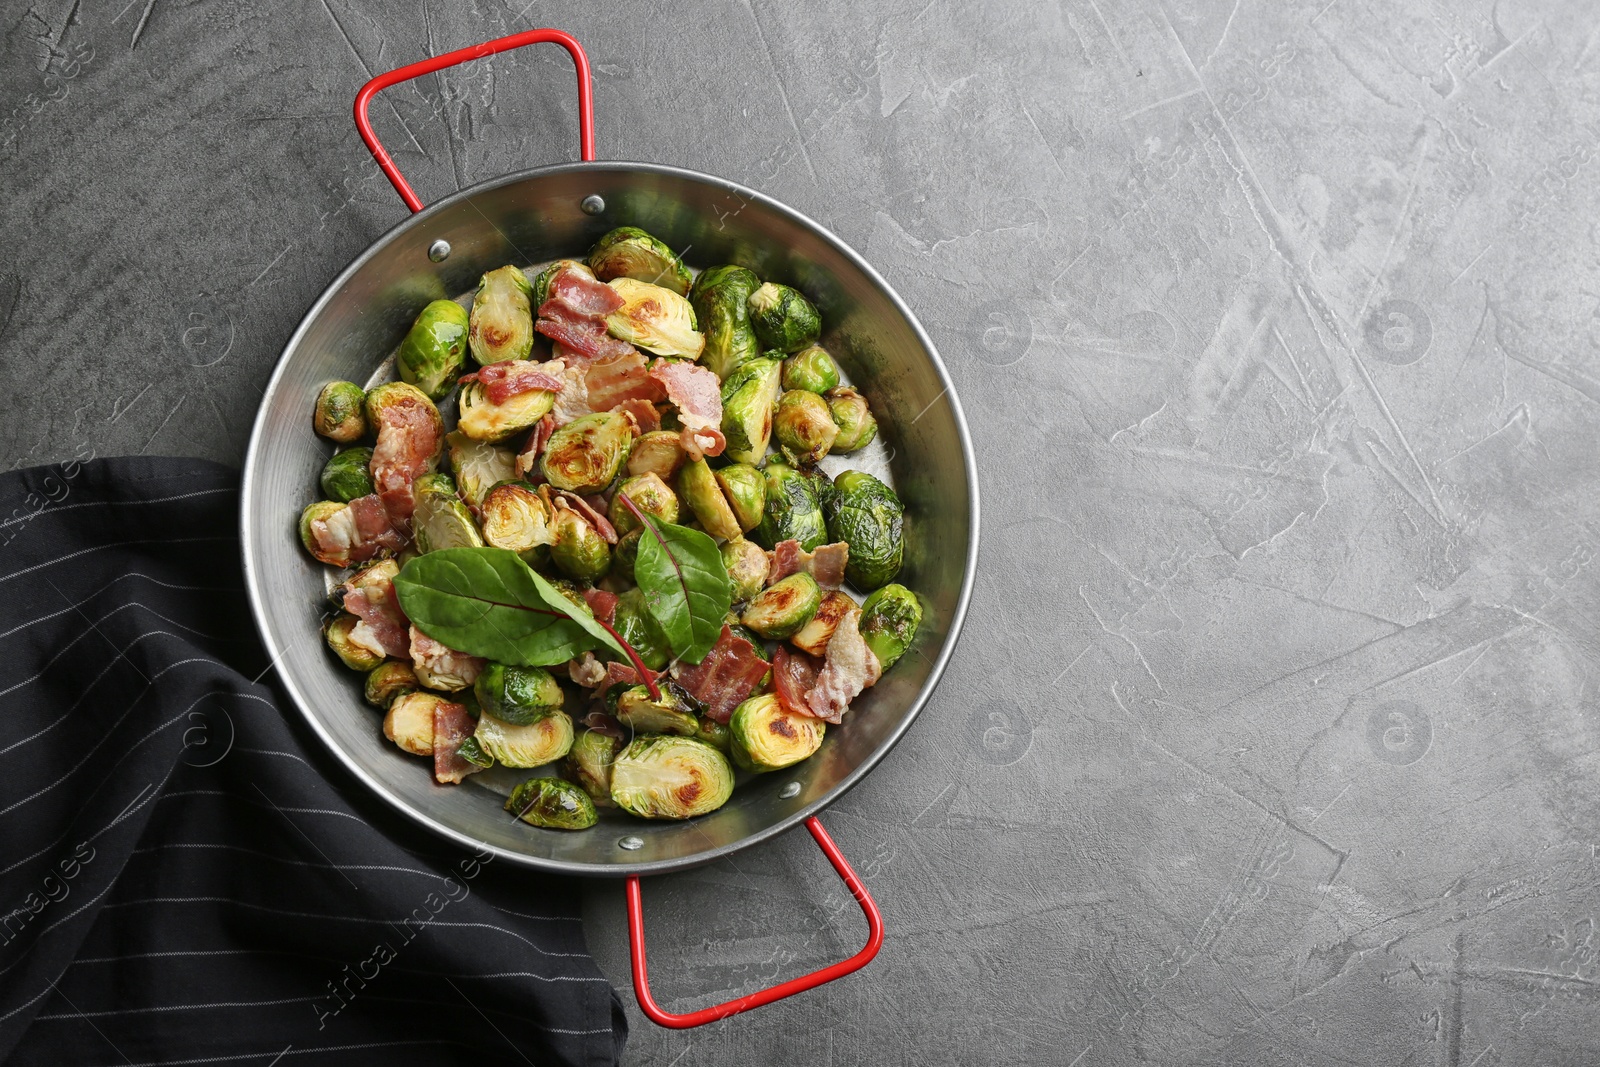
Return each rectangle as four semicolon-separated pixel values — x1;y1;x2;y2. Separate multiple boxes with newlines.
371;392;441;531
676;624;770;724
587;350;666;411
552;490;618;544
803;608;881;724
650;361;725;458
515;414;557;478
765;539;850;590
458;360;564;405
543;264;625;318
308;494;407;569
602;661;640;690
614;398;661;435
582;587;618;626
536;311;638;363
772;645;822;719
339;560;411;659
432;699;482;785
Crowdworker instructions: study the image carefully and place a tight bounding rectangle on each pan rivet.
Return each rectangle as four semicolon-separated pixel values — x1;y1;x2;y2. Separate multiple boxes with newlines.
427;239;451;263
779;782;801;799
619;835;643;850
581;195;605;216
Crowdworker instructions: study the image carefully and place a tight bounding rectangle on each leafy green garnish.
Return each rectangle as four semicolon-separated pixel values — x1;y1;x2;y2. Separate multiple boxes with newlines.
620;495;733;664
394;547;625;666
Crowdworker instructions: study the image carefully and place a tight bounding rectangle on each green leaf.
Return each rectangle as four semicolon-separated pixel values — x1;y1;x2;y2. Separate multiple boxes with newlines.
630;509;734;664
394;547;625;667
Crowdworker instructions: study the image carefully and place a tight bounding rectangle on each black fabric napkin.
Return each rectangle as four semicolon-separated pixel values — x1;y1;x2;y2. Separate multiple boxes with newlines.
0;457;627;1067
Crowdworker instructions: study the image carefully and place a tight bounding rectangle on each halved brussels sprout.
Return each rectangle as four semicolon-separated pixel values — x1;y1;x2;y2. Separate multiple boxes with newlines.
531;259;586;308
325;614;384;671
474;710;574;768
541;411;633;494
689;265;762;380
782;345;841;394
550;506;611;582
313;381;367;443
715;465;764;534
588;226;692;295
825;470;904;590
384;691;448;756
614;681;700;736
729;692;824;772
719;357;782;465
627;429;688;481
742;572;822;640
790;590;858;658
480;482;556;558
506;776;597;830
775;389;838;464
754;462;827;550
720;537;770;601
397;299;470;400
446;434;514;512
475;663;564;726
677;458;741;541
412;473;484;553
859;584;921;670
469;265;535;364
614;588;671;671
609;472;679;536
365;661;420;709
747;283;820;353
457;376;557;443
605;278;704;359
825;387;878;452
565;729;623;807
320;448;374;503
612;528;642;584
695;716;732;753
609;736;735;820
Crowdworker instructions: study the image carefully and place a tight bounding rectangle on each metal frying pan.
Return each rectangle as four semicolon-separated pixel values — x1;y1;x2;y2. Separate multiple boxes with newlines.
239;28;978;1027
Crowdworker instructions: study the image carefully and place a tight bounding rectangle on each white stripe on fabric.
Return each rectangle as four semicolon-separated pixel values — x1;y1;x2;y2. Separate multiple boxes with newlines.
131;843;453;882
154;791;367;824
489;905;584;924
0;486;236;531
82;1038;476;1067
0;536;232;585
72;947;344;966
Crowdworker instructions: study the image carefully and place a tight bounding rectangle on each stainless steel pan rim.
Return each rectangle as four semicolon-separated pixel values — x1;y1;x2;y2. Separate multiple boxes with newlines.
240;159;980;877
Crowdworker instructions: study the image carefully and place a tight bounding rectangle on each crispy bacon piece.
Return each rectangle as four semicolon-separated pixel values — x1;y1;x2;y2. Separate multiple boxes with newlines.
536;313;638;362
772;645;823;719
804;607;881;724
457;360;564;405
410;627;485;691
515;414;557;478
432;699;482;785
614;398;661;435
650;360;725;458
371;392;441;531
586;350;666;411
552;490;617;544
339;560;411;659
308;495;407;569
536;268;635;363
582;587;618;626
602;661;641;690
765;540;850;590
676;625;770;723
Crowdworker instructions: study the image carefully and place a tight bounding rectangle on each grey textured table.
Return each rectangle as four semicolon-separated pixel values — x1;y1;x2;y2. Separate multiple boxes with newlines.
6;0;1599;1063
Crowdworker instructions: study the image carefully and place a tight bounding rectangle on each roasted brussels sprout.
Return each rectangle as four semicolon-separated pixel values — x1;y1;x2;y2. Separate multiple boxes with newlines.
754;462;827;550
474;663;564;726
606;278;704;359
446;432;516;510
299;501;350;566
825;470;904;590
729;693;824;772
689;265;762;379
313;381;367;443
609;736;735;819
825;387;878;452
609;472;679;536
858;583;921;670
790;590;858;658
474;710;574;768
614;588;671;671
747;282;820;353
718;356;782;465
531;259;584;308
565;729;622;807
588;226;692;295
720;537;770;601
782;345;840;394
727;621;768;653
506;776;597;830
458;379;556;444
627;429;688;482
611;527;642;584
742;572;822;640
695;716;732;753
365;661;420;709
469;265;535;365
774;389;838;464
614;681;700;736
325;613;384;671
550;506;611;582
397;299;470;400
319;448;374;503
412;473;484;553
677;458;742;541
384;691;447;756
364;381;445;467
541;411;632;494
714;464;766;533
479;482;556;558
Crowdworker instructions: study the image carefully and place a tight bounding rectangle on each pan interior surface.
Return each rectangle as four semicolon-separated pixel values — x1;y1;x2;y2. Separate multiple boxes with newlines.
242;163;976;875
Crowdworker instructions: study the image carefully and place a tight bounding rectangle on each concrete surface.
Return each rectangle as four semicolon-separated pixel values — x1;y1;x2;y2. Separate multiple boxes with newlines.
6;0;1600;1062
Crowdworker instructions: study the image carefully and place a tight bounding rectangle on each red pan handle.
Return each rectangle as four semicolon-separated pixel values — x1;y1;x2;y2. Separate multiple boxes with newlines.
353;27;595;213
626;816;885;1029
